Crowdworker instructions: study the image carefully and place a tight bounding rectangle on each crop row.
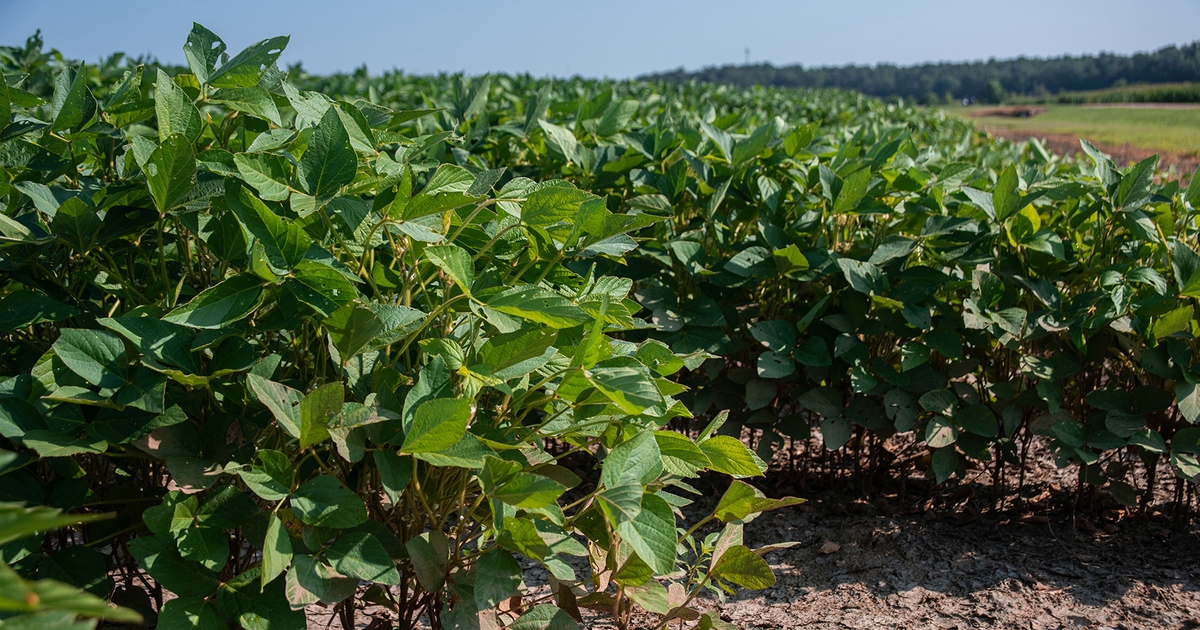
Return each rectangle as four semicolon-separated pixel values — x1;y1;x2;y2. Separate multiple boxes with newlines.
0;24;1198;630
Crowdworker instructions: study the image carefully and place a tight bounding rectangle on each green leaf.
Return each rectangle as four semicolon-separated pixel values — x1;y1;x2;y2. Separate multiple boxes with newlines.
21;431;107;458
284;555;330;610
290;476;367;529
226;180;311;272
1117;155;1157;211
200;210;249;262
143;492;198;534
712;544;774;590
38;546;109;598
233;450;292;503
284;260;357;318
488;286;590;329
869;236;917;265
1153;305;1193;340
724;246;772;277
163;274;264;328
1176;382;1200;424
900;342;930;371
234;152;291;201
297;106;357;199
208;35;290;88
749;320;796;352
926;416;959;448
52;328;126;389
299;383;341;449
521;185;597;228
919;389;958;416
177;527;229;572
0;290;77;332
50;197;100;252
474;548;521;610
327;530;400;585
537;120;577;163
0;79;10;137
1173;241;1200;297
402;164;476;219
588;357;663;415
615;493;676;574
1186;163;1200;207
1106;410;1146;438
699;435;766;477
183;23;226;85
215;566;307;629
626;580;670;614
154;69;203;142
412;433;492;468
211;87;282;126
957;404;998;437
373;450;413;505
402;398;470;453
595;99;639;136
833;167;869;213
757;350;796;378
773;243;810;274
424;244;474;296
159;597;225;629
128;534;220;598
634;340;685;377
194;485;257;530
510;604;581;630
931;447;957;483
820;416;852;450
405;531;448;591
479;328;558;378
325;303;384;360
601;433;663;492
146;134;197;213
837;258;885;295
923;329;963;360
714;480;805;522
494;472;567;509
0;564;140;623
655;430;710;478
598;483;643;525
993;164;1022;220
246;375;303;439
50;65;96;133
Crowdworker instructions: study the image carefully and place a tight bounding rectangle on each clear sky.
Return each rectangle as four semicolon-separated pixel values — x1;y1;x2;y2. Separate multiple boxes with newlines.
3;0;1199;78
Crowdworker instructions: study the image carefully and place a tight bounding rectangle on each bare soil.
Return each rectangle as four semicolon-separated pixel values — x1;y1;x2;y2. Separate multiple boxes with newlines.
311;436;1200;630
980;127;1200;179
690;497;1200;630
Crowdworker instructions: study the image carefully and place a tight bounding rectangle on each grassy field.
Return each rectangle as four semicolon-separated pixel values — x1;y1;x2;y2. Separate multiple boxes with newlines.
946;104;1200;156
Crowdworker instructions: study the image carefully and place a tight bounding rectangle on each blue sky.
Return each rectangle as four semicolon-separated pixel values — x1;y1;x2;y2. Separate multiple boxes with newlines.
3;0;1199;78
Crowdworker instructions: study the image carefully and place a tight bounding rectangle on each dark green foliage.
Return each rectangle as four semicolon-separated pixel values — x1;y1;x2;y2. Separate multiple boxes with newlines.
0;25;793;630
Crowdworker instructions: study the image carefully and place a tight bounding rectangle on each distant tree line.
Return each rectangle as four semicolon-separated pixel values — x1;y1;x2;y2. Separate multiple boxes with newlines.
641;42;1200;103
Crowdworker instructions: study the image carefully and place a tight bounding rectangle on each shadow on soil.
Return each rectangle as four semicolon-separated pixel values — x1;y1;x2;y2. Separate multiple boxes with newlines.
698;476;1200;629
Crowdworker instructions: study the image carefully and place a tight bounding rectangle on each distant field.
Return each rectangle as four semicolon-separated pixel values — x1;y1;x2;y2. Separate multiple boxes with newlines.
1009;82;1200;105
947;103;1200;157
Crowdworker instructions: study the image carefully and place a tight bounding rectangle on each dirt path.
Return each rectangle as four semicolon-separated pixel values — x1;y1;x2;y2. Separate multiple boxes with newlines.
981;127;1200;178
